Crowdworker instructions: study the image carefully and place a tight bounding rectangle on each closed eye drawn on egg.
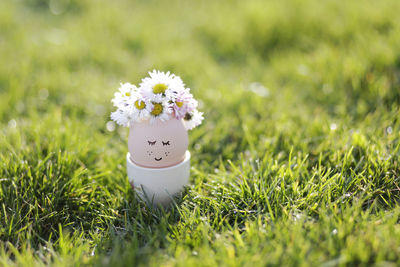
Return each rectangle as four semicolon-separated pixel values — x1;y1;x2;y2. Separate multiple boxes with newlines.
148;141;156;146
162;141;170;146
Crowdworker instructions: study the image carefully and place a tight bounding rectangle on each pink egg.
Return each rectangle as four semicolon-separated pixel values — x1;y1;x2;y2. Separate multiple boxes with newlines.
128;119;188;168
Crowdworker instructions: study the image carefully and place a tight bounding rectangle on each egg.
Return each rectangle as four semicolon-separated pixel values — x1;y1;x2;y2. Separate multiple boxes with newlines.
128;118;188;168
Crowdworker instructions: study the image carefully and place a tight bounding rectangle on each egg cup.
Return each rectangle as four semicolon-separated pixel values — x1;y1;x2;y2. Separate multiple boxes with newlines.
126;150;190;207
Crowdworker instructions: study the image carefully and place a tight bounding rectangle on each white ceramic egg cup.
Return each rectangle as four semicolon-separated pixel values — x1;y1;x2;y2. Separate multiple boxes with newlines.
126;151;190;207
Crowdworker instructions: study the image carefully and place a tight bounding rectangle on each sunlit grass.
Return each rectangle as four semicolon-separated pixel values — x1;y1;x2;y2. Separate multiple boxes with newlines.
0;0;399;265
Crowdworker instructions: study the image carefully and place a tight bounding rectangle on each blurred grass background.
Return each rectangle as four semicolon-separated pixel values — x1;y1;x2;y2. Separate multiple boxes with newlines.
0;0;400;266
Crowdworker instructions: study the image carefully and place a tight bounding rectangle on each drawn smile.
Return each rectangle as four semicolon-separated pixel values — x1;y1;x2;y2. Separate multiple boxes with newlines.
154;157;162;161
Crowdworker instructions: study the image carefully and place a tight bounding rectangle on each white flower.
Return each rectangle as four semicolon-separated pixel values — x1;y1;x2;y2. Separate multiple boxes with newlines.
183;109;203;130
112;82;137;108
110;70;203;129
130;97;152;122
124;89;152;123
149;100;172;123
111;108;130;127
171;89;198;119
139;70;185;102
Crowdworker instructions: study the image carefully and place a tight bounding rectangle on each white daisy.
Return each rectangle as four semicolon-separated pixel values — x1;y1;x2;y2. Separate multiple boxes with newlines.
110;70;203;129
149;100;172;123
171;89;198;119
139;70;185;103
130;97;152;123
112;82;137;108
183;109;203;130
111;108;130;127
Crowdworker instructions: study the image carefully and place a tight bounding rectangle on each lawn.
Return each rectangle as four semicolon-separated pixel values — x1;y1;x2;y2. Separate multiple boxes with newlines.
1;0;400;266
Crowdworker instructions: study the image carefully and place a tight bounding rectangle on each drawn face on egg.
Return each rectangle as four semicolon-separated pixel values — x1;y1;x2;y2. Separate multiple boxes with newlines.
128;119;188;168
146;140;172;162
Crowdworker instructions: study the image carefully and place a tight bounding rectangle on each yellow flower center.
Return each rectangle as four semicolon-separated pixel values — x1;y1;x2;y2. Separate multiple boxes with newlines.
153;83;167;94
125;92;131;97
176;101;183;108
151;103;163;116
134;100;145;110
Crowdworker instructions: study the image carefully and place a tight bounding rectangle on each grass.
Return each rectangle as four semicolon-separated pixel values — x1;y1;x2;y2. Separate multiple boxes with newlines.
0;0;400;265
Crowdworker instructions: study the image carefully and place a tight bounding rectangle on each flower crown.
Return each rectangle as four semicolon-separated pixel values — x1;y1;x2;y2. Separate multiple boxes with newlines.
111;70;203;130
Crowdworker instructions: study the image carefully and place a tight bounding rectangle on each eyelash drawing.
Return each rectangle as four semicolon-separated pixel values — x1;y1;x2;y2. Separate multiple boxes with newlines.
162;141;170;146
148;141;156;146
